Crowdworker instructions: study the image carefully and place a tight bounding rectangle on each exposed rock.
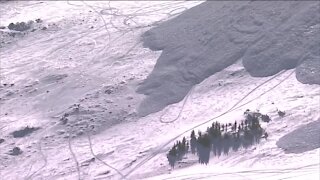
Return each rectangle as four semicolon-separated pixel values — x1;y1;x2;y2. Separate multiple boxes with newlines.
97;170;110;176
11;126;40;138
8;147;23;156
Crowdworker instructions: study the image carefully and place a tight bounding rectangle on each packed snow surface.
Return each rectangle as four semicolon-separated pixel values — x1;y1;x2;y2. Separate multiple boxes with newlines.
0;1;319;180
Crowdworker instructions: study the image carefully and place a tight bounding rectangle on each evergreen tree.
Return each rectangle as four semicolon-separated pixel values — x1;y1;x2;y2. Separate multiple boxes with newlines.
202;133;211;148
191;130;196;139
177;140;182;152
182;137;186;146
182;137;187;152
167;146;178;168
206;127;211;134
168;146;177;156
250;115;261;131
190;130;197;154
215;122;219;130
233;121;237;132
167;110;268;167
244;119;248;126
209;126;214;137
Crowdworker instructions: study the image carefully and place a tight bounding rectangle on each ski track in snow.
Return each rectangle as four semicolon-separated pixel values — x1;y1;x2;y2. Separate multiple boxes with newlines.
0;1;319;180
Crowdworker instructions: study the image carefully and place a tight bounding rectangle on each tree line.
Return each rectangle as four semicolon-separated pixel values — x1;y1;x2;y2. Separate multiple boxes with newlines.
167;110;270;167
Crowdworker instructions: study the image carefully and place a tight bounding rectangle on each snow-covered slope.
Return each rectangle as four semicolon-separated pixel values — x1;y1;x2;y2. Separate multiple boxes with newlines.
0;1;319;180
137;1;320;116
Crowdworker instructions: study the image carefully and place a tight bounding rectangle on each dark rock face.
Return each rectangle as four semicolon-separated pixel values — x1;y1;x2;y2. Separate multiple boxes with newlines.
276;120;320;154
137;1;320;116
8;147;23;156
11;126;40;138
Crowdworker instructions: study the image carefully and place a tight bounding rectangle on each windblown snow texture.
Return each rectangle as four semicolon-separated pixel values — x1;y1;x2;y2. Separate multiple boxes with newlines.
276;120;320;154
137;1;320;116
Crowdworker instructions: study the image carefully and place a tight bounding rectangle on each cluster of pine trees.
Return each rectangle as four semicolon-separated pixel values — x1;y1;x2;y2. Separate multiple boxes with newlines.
167;137;189;167
167;110;269;167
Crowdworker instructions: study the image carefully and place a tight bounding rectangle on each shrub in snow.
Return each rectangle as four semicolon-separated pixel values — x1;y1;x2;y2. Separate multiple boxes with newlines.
261;114;271;122
35;18;43;23
8;147;22;156
8;21;34;31
278;110;286;117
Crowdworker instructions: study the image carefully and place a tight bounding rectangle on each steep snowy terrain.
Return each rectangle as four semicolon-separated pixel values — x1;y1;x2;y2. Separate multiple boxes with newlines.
138;1;320;116
0;1;319;180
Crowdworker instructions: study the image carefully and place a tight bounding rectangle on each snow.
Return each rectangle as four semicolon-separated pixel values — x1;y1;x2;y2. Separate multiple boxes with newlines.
0;1;319;180
137;0;320;116
276;120;320;154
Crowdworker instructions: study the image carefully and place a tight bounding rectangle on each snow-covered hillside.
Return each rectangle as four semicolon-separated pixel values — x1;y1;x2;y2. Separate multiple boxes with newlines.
138;1;320;116
0;1;319;180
